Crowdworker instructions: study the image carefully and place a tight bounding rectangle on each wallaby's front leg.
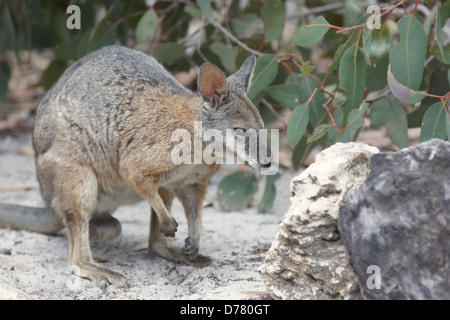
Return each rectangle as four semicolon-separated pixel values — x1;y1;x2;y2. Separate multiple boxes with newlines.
175;183;210;263
127;174;178;237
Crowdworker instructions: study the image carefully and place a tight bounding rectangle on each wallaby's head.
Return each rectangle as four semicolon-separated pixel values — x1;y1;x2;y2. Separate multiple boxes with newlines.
197;56;272;172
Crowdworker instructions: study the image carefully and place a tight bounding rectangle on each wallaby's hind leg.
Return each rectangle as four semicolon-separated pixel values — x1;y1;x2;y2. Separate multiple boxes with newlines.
148;188;212;267
89;212;122;243
50;166;128;290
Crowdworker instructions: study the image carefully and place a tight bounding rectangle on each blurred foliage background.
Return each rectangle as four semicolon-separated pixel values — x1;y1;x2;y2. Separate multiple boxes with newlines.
0;0;449;212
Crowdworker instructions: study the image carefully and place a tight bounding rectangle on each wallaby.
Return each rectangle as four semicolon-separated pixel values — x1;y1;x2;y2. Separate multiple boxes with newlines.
0;45;272;290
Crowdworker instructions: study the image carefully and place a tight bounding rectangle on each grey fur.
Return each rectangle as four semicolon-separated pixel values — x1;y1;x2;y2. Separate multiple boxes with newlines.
0;46;270;289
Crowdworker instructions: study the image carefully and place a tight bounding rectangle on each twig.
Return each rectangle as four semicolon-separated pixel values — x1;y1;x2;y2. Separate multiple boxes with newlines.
213;22;264;57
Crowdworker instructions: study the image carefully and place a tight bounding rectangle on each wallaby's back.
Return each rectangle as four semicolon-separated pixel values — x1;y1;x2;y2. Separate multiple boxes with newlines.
34;45;196;160
33;45;201;194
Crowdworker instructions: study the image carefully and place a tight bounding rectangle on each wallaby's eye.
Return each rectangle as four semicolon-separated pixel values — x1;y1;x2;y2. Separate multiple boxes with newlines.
234;128;246;136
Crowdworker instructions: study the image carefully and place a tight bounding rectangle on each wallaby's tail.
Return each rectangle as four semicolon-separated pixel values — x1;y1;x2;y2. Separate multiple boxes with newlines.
0;203;64;234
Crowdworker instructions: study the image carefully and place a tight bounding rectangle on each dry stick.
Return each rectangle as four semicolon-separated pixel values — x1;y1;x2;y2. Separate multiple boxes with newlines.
213;22;264;57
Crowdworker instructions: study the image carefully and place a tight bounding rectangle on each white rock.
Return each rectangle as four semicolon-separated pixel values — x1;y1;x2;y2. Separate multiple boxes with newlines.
259;142;379;300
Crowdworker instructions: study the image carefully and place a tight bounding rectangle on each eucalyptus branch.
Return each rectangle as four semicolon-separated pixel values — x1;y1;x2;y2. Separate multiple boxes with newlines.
213;22;264;57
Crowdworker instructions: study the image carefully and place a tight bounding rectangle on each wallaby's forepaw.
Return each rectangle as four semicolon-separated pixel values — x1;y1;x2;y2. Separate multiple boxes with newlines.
181;237;199;260
159;217;178;237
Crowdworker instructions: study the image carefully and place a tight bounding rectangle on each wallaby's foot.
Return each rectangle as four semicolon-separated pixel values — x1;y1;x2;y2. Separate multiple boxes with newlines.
149;240;213;267
71;260;129;291
159;216;178;237
89;212;122;243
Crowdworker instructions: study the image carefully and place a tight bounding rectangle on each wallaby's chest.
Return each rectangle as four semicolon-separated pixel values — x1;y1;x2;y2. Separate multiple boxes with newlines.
157;163;214;189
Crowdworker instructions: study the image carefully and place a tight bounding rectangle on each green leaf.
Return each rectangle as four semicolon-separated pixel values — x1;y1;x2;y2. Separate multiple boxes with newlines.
346;103;368;129
2;4;18;61
300;61;315;76
136;9;158;44
261;0;285;42
198;0;215;23
292;135;308;170
217;172;258;212
38;59;68;90
266;84;301;110
307;124;332;144
86;2;118;53
435;2;447;64
287;103;309;147
447;111;450;140
330;32;357;71
292;16;331;47
363;25;391;62
370;96;388;129
0;61;10;103
344;0;363;27
429;45;450;64
385;97;408;149
210;41;238;72
365;55;389;91
387;64;427;104
339;44;366;122
420;102;448;142
230;14;262;39
389;15;427;91
152;43;185;63
256;173;280;213
54;42;78;61
248;55;278;99
299;76;325;127
185;5;202;19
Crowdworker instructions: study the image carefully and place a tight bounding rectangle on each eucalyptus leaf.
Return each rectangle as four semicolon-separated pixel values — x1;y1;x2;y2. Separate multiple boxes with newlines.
420;102;448;142
261;0;285;42
287;103;309;147
256;173;280;213
248;55;278;99
136;9;158;44
435;2;447;64
152;43;185;63
307;124;332;144
387;65;427;104
266;84;301;109
339;44;366;121
0;61;10;103
429;45;450;65
217;172;258;212
198;0;215;23
293;16;330;47
210;41;238;72
389;15;427;91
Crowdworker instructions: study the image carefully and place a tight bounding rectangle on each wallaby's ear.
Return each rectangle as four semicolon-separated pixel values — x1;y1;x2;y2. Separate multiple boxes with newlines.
198;63;227;107
230;55;256;93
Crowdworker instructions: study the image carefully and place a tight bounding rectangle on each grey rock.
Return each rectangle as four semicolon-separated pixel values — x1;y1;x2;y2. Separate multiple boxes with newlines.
259;142;379;299
338;139;450;300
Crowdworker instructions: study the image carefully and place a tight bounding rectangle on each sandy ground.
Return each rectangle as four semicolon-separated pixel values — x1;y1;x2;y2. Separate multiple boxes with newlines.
0;132;297;300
